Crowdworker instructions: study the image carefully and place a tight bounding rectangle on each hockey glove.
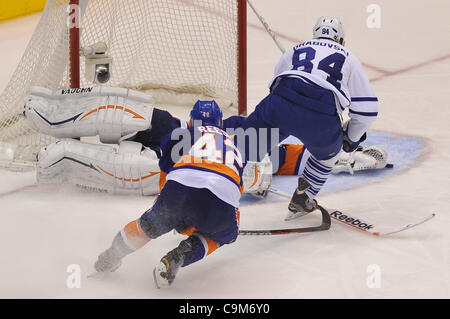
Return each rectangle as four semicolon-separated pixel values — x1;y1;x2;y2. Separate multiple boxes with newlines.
342;131;367;153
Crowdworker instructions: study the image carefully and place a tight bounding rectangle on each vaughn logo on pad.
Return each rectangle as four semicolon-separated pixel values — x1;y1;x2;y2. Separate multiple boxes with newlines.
61;88;93;95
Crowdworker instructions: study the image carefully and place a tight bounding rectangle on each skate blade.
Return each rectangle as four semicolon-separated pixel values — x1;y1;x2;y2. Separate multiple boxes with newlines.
284;207;319;221
87;261;121;279
87;270;107;279
153;268;170;289
153;264;171;289
284;210;309;221
153;267;161;289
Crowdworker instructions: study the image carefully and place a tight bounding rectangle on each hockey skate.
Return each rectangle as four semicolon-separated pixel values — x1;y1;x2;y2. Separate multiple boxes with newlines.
285;177;318;221
153;246;186;288
94;248;122;273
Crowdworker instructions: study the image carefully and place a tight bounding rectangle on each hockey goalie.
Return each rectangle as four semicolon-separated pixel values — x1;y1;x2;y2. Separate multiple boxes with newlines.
24;86;389;197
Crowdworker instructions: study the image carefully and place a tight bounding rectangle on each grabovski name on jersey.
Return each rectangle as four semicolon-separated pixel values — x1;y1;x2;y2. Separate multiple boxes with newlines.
269;38;378;142
295;40;349;57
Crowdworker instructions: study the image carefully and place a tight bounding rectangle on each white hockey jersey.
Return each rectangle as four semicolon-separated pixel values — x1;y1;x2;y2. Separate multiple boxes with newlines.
268;38;378;142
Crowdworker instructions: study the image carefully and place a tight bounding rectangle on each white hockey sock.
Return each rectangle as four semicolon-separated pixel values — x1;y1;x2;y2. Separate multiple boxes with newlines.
302;154;337;199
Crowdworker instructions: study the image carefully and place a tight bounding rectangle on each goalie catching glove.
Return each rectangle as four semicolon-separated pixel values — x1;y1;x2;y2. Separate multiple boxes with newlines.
332;145;388;174
24;86;154;144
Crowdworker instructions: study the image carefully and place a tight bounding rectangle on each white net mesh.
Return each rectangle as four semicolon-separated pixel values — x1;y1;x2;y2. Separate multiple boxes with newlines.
0;0;241;167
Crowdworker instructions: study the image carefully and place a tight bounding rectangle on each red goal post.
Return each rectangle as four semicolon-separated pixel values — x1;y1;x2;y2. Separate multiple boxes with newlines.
68;0;247;115
0;0;248;168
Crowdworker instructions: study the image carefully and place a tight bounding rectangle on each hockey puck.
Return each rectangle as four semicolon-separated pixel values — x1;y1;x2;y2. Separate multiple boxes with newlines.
386;163;394;168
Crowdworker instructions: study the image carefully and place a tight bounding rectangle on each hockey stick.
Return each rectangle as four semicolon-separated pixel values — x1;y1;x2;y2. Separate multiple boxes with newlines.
247;0;286;53
249;2;395;171
268;186;436;236
238;205;330;236
333;161;394;175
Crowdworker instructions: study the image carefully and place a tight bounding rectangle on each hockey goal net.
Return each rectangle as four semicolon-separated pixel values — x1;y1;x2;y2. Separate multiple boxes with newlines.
0;0;247;169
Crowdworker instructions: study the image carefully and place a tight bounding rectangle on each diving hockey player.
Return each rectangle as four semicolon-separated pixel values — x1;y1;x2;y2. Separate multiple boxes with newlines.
23;86;271;196
24;86;387;198
93;100;243;287
234;16;379;220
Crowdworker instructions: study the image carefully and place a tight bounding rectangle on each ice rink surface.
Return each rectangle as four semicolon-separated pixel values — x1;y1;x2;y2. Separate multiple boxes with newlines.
0;0;449;298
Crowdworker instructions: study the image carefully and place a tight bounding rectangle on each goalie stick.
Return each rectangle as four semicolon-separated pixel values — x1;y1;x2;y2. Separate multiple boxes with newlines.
238;205;331;236
267;187;436;236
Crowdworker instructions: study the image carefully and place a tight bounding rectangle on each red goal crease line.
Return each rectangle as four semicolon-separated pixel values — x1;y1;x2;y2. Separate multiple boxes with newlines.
260;26;450;81
0;184;37;198
369;53;450;82
177;0;396;77
246;16;450;82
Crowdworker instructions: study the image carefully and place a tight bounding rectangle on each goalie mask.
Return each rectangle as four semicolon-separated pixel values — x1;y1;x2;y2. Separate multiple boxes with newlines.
313;16;345;46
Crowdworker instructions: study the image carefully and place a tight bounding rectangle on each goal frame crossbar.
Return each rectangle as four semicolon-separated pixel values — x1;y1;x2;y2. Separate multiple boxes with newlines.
68;0;247;115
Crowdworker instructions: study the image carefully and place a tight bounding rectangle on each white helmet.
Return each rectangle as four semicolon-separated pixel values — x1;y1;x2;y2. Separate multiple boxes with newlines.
313;16;345;46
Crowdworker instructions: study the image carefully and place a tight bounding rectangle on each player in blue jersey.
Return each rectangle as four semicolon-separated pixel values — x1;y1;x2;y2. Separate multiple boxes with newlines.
26;18;380;207
93;100;244;287
233;17;379;220
29;93;386;199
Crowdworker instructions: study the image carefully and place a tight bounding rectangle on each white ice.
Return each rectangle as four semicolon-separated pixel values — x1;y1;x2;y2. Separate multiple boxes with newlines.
0;0;449;298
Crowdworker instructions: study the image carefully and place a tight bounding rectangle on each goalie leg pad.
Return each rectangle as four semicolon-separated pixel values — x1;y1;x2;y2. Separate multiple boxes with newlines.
25;86;154;143
37;139;160;195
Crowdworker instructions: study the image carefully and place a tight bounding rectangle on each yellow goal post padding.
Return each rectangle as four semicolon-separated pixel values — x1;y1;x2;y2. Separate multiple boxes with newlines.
0;0;48;22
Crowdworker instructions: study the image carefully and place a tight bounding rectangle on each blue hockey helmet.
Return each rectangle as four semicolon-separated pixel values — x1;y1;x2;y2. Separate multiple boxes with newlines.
190;100;223;127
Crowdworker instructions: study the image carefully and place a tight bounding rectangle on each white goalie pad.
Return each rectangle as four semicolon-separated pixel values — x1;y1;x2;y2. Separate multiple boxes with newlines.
37;139;160;196
332;145;388;174
24;86;154;144
242;154;273;196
